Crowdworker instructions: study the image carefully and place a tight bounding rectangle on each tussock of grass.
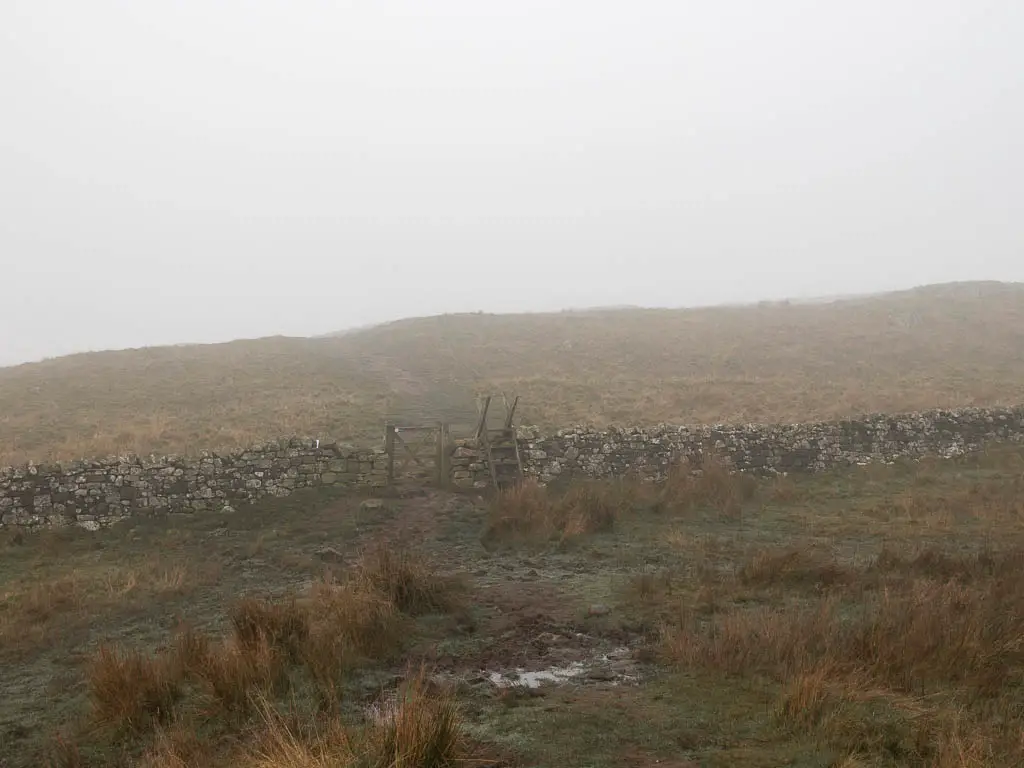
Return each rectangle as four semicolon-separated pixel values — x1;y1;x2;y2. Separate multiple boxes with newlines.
1;560;211;661
483;478;634;546
361;667;463;768
664;562;1024;693
869;544;1021;584
301;577;405;703
249;668;463;768
230;596;309;662
556;482;623;537
355;544;463;616
484;479;550;541
765;474;803;503
631;569;677;601
660;544;1024;764
136;723;209;768
656;456;759;517
70;544;466;762
867;479;1024;527
86;646;183;733
196;636;289;715
739;548;848;589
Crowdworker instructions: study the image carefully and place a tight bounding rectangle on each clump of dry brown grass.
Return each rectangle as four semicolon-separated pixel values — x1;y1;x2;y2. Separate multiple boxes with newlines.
661;598;841;679
1;560;212;662
354;544;463;616
0;575;86;656
765;474;803;503
135;723;211;768
556;482;624;536
484;479;551;542
45;732;85;768
739;548;849;590
86;645;183;733
660;544;1024;764
656;455;758;517
869;544;1022;585
632;569;677;601
866;473;1024;528
75;545;464;748
13;575;84;622
230;595;310;662
248;667;464;768
483;478;633;546
665;555;1024;693
87;625;291;728
362;667;464;768
191;635;289;715
301;577;405;704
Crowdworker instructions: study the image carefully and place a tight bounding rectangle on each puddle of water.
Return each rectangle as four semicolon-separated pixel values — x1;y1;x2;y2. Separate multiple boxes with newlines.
487;662;586;688
486;648;641;689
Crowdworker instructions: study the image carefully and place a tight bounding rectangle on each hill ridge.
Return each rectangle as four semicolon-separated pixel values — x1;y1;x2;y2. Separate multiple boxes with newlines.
2;281;1022;465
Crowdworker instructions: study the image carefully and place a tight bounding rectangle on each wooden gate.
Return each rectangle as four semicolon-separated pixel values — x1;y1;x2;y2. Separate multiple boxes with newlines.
383;422;451;487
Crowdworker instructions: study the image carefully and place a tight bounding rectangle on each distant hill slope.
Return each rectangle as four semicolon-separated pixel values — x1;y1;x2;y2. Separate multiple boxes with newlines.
2;281;1023;465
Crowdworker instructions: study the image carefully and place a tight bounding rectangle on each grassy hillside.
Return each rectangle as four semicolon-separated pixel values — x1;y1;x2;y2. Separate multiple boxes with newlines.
2;280;1023;465
5;444;1024;765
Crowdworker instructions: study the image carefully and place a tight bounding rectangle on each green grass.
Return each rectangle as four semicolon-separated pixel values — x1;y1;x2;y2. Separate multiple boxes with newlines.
3;443;1024;765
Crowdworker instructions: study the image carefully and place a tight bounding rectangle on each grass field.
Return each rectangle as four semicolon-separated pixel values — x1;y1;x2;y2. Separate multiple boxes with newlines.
3;281;1024;466
3;443;1024;767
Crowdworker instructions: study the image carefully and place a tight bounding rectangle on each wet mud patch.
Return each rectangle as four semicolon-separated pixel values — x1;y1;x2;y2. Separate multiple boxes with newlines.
435;580;648;690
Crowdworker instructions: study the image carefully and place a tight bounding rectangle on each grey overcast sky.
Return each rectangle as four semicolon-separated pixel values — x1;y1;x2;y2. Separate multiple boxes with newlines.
2;0;1022;366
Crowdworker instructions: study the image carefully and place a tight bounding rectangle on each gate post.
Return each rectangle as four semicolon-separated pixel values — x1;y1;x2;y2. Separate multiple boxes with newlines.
384;423;396;485
436;421;451;489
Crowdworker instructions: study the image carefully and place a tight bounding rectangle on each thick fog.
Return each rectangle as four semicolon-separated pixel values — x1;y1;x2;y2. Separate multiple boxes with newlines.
2;0;1022;366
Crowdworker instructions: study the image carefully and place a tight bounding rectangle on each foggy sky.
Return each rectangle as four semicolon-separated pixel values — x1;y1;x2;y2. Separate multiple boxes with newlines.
2;0;1022;367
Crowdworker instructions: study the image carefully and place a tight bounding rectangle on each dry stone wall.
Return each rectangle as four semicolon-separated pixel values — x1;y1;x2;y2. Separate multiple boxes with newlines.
450;406;1024;488
4;406;1024;529
0;440;387;529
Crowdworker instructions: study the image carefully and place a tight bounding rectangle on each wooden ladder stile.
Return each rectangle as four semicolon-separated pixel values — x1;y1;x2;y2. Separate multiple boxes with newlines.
472;392;525;490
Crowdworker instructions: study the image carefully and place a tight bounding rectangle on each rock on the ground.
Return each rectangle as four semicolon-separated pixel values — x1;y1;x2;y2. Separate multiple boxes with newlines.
586;666;617;681
315;545;345;563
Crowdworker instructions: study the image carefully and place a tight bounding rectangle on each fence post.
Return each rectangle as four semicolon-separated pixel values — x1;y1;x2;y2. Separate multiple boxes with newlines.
437;421;451;489
384;423;396;486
